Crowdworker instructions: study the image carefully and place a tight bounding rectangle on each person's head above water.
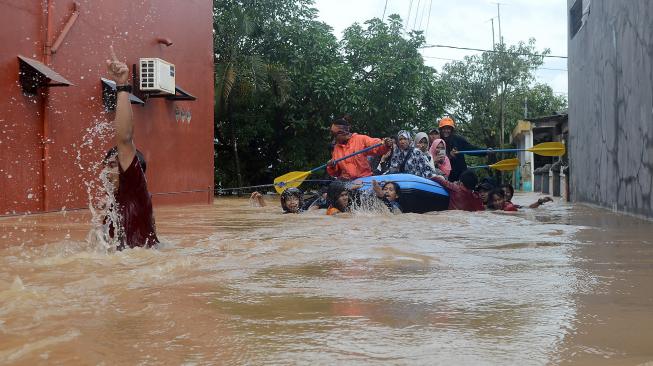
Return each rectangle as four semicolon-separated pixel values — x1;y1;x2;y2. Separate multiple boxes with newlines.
397;130;413;151
103;147;147;192
438;117;455;139
382;181;400;201
475;181;494;205
280;187;304;213
487;189;506;210
501;183;515;202
330;114;353;144
327;181;350;212
459;170;478;191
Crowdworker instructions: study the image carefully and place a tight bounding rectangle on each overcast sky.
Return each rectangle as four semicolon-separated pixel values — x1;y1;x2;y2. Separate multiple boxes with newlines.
313;0;569;96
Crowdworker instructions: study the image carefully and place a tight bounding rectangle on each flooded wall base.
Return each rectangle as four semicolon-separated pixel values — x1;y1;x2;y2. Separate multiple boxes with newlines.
568;0;653;219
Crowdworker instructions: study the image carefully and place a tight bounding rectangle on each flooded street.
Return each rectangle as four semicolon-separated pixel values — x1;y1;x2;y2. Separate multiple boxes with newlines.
1;194;652;365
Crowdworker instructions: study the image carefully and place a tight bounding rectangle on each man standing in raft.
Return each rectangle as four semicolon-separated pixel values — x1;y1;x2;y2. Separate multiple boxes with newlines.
103;46;159;250
438;116;492;181
326;115;393;180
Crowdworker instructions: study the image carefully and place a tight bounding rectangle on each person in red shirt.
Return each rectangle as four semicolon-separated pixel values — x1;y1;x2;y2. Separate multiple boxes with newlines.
501;183;553;209
326;116;393;180
103;46;158;250
487;189;518;212
431;170;484;211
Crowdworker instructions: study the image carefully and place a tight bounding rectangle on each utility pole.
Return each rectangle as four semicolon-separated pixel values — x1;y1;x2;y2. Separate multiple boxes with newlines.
491;18;495;49
495;2;504;149
524;96;528;119
382;0;389;21
496;3;502;44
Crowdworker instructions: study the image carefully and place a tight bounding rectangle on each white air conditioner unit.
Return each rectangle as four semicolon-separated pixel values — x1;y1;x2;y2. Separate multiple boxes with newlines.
139;58;175;95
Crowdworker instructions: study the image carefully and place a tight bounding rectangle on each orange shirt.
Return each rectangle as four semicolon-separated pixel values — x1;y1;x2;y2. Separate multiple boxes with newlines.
326;133;389;180
326;207;341;215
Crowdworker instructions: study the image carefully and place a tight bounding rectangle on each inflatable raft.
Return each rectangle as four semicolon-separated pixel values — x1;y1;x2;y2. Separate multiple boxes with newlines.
356;174;449;213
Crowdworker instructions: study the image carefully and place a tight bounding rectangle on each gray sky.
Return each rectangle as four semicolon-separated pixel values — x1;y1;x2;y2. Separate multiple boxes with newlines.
313;0;568;96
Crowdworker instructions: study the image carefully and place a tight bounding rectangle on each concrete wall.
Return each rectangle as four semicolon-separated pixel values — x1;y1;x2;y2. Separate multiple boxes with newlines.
568;0;653;218
0;0;214;215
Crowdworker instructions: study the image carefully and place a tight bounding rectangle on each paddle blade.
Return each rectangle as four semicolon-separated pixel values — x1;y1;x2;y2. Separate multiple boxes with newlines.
273;171;311;194
489;158;520;171
528;142;566;157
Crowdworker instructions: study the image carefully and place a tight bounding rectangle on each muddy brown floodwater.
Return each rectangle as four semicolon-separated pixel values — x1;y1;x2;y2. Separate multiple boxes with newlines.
1;193;652;365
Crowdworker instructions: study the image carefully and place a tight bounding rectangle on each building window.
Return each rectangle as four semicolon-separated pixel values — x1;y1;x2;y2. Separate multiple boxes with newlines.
569;0;583;39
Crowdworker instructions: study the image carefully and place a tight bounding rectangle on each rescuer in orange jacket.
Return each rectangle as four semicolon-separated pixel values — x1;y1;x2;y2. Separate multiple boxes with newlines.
326;116;393;180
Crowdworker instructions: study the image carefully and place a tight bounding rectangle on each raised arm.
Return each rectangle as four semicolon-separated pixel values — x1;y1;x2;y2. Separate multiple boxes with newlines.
106;45;136;171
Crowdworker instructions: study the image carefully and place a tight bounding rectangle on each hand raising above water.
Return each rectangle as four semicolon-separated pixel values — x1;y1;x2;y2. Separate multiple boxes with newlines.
106;45;129;85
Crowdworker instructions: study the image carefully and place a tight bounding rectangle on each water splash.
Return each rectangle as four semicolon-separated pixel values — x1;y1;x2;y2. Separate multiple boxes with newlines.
73;117;121;252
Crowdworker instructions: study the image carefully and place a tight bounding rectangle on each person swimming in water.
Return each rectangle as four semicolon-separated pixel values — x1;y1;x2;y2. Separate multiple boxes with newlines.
487;189;517;211
250;188;309;214
501;183;553;209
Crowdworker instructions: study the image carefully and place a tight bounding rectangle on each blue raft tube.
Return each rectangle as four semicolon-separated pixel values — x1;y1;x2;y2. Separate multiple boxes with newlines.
356;173;450;213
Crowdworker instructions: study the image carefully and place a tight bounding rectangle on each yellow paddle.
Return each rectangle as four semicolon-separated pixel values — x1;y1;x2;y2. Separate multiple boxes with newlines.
470;158;520;171
459;142;566;157
273;143;383;194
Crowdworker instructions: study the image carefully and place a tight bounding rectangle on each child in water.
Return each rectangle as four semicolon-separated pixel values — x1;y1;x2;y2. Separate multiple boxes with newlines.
326;181;352;215
501;183;553;209
250;188;306;214
372;180;402;213
372;180;401;213
487;189;518;211
475;181;494;208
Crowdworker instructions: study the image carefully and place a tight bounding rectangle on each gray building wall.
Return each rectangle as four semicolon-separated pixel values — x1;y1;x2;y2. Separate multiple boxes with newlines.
568;0;653;219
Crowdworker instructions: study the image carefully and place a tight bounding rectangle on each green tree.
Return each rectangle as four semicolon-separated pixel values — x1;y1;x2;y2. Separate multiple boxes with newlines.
340;15;449;136
213;1;450;189
441;39;566;149
213;0;291;188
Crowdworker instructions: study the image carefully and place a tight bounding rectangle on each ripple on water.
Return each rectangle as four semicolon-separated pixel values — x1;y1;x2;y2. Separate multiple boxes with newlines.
0;195;632;365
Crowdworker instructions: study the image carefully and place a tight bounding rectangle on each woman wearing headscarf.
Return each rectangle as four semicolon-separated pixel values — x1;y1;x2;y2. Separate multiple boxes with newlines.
429;138;452;178
414;132;436;170
388;130;443;178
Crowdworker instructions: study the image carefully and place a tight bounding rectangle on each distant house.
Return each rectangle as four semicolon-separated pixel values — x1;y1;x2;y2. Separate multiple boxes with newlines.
511;113;569;199
0;1;214;215
568;0;653;219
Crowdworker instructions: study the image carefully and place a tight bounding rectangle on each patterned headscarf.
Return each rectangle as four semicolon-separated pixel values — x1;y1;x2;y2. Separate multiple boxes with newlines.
397;130;413;149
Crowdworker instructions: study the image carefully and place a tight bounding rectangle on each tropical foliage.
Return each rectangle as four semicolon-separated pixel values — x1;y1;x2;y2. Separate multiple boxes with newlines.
213;0;566;188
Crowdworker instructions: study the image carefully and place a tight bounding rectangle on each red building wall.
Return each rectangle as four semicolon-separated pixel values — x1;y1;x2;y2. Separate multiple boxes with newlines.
0;0;215;215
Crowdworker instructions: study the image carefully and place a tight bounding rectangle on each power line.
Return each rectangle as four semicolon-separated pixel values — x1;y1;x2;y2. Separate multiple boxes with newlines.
405;0;413;30
421;55;567;71
418;0;428;31
424;0;433;38
413;0;421;30
420;44;568;59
